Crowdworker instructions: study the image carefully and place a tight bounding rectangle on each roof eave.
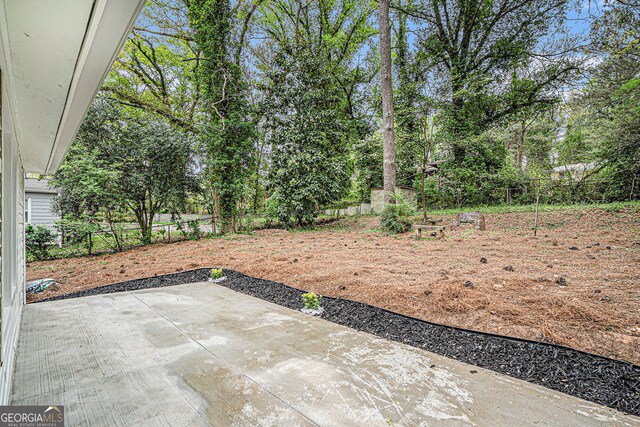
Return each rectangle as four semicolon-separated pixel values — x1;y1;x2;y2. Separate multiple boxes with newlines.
45;0;146;175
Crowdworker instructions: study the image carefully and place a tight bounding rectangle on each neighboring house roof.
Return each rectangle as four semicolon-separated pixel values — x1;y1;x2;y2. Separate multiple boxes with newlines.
552;162;598;173
25;178;59;195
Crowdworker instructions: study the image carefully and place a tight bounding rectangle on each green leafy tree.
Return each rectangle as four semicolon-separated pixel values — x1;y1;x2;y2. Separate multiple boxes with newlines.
114;115;195;243
53;99;195;245
495;111;558;173
436;133;512;206
590;0;639;60
255;0;376;222
557;1;640;200
51;101;128;248
558;124;592;166
51;142;124;251
51;143;121;219
399;0;579;158
573;58;640;199
265;49;351;226
599;77;640;199
104;0;200;131
188;0;255;233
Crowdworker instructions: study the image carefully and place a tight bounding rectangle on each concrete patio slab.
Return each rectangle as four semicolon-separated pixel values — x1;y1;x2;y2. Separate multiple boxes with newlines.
12;282;640;426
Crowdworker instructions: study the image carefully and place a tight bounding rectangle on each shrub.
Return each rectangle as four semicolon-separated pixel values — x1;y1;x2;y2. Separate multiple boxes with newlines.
186;219;202;239
381;192;415;234
302;292;321;310
26;224;56;261
264;196;280;225
176;219;202;240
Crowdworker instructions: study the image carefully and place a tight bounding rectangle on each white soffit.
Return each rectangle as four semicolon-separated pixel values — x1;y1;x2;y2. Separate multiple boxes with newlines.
0;0;145;174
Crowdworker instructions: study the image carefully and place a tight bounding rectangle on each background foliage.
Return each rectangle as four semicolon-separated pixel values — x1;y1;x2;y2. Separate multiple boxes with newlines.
48;0;639;243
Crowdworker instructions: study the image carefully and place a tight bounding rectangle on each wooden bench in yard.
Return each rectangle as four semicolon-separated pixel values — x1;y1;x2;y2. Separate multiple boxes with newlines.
413;224;446;239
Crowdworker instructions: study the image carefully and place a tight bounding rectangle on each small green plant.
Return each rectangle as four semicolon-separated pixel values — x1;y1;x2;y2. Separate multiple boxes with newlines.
157;227;166;240
26;224;57;261
302;292;321;310
176;219;202;240
211;268;223;280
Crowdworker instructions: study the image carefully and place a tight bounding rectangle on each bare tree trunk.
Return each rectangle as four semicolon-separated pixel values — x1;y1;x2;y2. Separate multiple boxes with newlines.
517;120;526;171
379;0;396;204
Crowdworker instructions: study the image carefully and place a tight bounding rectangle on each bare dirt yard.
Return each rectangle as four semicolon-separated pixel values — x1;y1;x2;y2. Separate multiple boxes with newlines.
28;206;640;364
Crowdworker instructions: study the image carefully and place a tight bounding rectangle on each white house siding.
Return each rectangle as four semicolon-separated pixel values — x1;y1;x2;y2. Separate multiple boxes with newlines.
0;81;25;403
17;167;25;297
26;192;58;231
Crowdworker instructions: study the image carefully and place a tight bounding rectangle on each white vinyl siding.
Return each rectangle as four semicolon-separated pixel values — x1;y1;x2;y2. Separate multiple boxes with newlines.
24;192;57;231
0;71;24;404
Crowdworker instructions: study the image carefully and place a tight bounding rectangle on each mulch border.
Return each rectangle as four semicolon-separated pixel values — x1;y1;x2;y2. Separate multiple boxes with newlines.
33;267;639;416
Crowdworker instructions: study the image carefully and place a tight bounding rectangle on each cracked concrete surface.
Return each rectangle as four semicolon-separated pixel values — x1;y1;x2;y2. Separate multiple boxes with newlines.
11;283;640;426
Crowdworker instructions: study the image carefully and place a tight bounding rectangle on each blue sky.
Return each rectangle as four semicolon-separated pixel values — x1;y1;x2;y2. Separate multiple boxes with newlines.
568;0;604;35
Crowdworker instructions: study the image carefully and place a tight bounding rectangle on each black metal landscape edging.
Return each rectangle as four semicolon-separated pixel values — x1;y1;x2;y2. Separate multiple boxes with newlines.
35;267;640;416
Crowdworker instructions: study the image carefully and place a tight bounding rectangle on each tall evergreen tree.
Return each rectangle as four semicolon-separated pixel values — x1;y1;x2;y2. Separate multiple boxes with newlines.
265;48;351;226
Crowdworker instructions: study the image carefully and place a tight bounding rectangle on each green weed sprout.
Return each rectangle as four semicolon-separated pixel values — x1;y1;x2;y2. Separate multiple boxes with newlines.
211;268;223;280
302;292;321;310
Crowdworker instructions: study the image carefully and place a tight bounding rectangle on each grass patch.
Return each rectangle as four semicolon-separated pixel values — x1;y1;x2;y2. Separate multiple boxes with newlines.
419;200;640;217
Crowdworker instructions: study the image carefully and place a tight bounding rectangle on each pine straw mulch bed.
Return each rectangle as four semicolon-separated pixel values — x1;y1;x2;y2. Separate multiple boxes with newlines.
27;209;640;366
34;268;640;416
